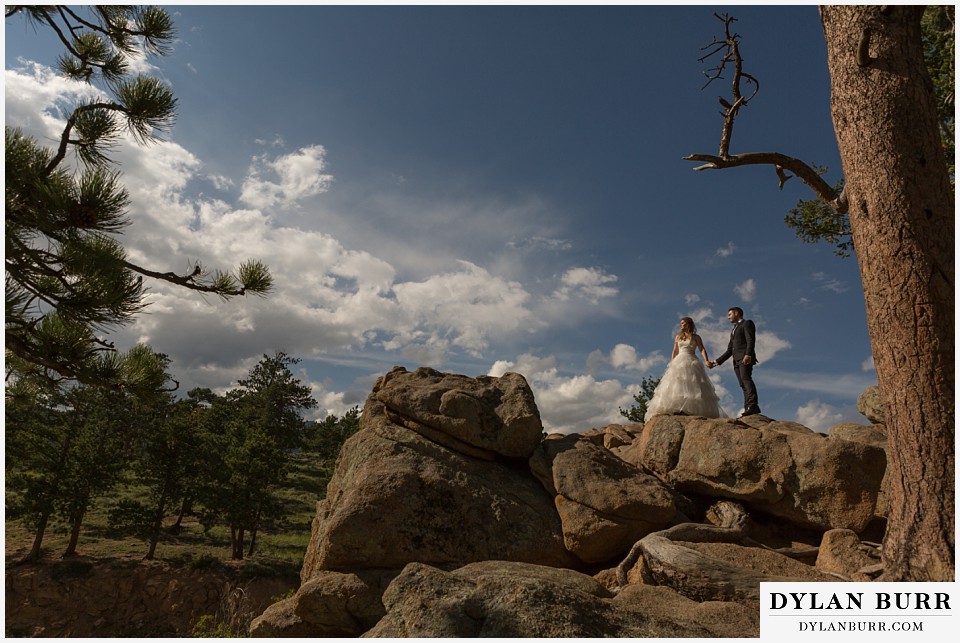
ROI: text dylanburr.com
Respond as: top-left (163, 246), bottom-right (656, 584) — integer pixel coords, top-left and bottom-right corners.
top-left (761, 582), bottom-right (956, 639)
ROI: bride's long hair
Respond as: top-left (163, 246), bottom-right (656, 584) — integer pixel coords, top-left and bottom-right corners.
top-left (677, 316), bottom-right (697, 342)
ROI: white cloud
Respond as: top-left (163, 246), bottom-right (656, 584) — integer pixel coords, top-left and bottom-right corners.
top-left (861, 355), bottom-right (875, 372)
top-left (207, 174), bottom-right (234, 190)
top-left (608, 344), bottom-right (667, 373)
top-left (7, 58), bottom-right (569, 397)
top-left (391, 261), bottom-right (540, 357)
top-left (533, 370), bottom-right (635, 434)
top-left (307, 380), bottom-right (358, 420)
top-left (716, 242), bottom-right (737, 258)
top-left (552, 267), bottom-right (618, 303)
top-left (685, 294), bottom-right (701, 305)
top-left (489, 353), bottom-right (647, 434)
top-left (754, 331), bottom-right (792, 364)
top-left (734, 278), bottom-right (756, 302)
top-left (795, 399), bottom-right (844, 434)
top-left (239, 145), bottom-right (334, 209)
top-left (684, 307), bottom-right (791, 365)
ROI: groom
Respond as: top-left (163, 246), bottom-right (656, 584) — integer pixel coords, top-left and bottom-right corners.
top-left (708, 307), bottom-right (761, 416)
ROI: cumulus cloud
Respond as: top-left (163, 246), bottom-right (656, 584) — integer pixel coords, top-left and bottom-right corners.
top-left (307, 379), bottom-right (358, 420)
top-left (239, 145), bottom-right (334, 209)
top-left (492, 357), bottom-right (635, 434)
top-left (734, 278), bottom-right (756, 302)
top-left (861, 355), bottom-right (875, 372)
top-left (796, 399), bottom-right (844, 434)
top-left (684, 294), bottom-right (701, 306)
top-left (489, 353), bottom-right (639, 433)
top-left (7, 62), bottom-right (569, 396)
top-left (552, 267), bottom-right (618, 303)
top-left (683, 307), bottom-right (791, 366)
top-left (608, 344), bottom-right (667, 373)
top-left (391, 261), bottom-right (540, 356)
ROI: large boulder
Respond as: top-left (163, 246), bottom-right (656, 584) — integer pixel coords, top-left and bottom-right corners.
top-left (364, 560), bottom-right (758, 637)
top-left (620, 415), bottom-right (886, 532)
top-left (300, 368), bottom-right (574, 580)
top-left (250, 569), bottom-right (392, 637)
top-left (530, 433), bottom-right (679, 563)
top-left (857, 386), bottom-right (886, 424)
top-left (829, 422), bottom-right (890, 518)
top-left (815, 529), bottom-right (881, 581)
top-left (373, 366), bottom-right (544, 459)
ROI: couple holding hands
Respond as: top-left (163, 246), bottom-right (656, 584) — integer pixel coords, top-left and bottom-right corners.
top-left (643, 307), bottom-right (761, 423)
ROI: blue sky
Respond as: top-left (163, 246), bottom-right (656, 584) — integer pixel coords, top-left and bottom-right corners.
top-left (4, 4), bottom-right (877, 433)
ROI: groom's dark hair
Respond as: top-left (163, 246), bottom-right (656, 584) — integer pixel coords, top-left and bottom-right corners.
top-left (729, 306), bottom-right (744, 317)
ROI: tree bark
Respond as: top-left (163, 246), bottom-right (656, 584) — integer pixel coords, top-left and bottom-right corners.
top-left (820, 5), bottom-right (954, 581)
top-left (26, 512), bottom-right (51, 563)
top-left (231, 526), bottom-right (245, 560)
top-left (145, 503), bottom-right (166, 561)
top-left (63, 509), bottom-right (85, 557)
top-left (247, 507), bottom-right (261, 558)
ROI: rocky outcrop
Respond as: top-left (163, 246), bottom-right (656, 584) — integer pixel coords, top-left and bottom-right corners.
top-left (620, 414), bottom-right (886, 532)
top-left (857, 385), bottom-right (886, 424)
top-left (829, 421), bottom-right (889, 519)
top-left (251, 369), bottom-right (890, 638)
top-left (373, 366), bottom-right (544, 459)
top-left (363, 560), bottom-right (759, 638)
top-left (529, 433), bottom-right (678, 563)
top-left (815, 528), bottom-right (883, 581)
top-left (300, 370), bottom-right (573, 579)
top-left (249, 569), bottom-right (393, 637)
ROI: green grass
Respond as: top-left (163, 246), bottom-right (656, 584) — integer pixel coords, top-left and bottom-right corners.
top-left (5, 451), bottom-right (329, 578)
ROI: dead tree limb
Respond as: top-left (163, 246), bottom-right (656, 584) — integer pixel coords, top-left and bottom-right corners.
top-left (687, 12), bottom-right (847, 214)
top-left (615, 501), bottom-right (819, 602)
top-left (683, 151), bottom-right (847, 213)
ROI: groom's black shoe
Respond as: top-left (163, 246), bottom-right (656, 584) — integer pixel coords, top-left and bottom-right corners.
top-left (740, 407), bottom-right (761, 417)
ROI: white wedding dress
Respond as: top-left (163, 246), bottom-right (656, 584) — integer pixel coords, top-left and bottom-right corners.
top-left (644, 338), bottom-right (726, 422)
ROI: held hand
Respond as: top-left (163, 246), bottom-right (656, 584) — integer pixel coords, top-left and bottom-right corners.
top-left (706, 360), bottom-right (715, 369)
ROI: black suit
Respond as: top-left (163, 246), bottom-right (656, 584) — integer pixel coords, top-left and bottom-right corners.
top-left (716, 319), bottom-right (760, 414)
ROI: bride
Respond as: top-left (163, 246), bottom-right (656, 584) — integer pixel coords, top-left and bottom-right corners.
top-left (644, 317), bottom-right (726, 422)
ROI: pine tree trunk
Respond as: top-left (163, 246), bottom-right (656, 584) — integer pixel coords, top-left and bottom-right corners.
top-left (247, 507), bottom-right (262, 557)
top-left (26, 512), bottom-right (50, 562)
top-left (820, 5), bottom-right (955, 581)
top-left (172, 496), bottom-right (191, 534)
top-left (145, 504), bottom-right (165, 560)
top-left (232, 527), bottom-right (245, 560)
top-left (63, 509), bottom-right (85, 557)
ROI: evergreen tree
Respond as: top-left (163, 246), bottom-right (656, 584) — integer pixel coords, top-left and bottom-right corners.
top-left (195, 354), bottom-right (316, 559)
top-left (5, 6), bottom-right (271, 385)
top-left (234, 352), bottom-right (318, 450)
top-left (5, 378), bottom-right (70, 562)
top-left (618, 376), bottom-right (661, 423)
top-left (6, 343), bottom-right (175, 561)
top-left (305, 406), bottom-right (361, 464)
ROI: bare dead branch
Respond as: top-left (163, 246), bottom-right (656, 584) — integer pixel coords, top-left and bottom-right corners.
top-left (683, 151), bottom-right (847, 212)
top-left (696, 13), bottom-right (760, 158)
top-left (686, 13), bottom-right (848, 215)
